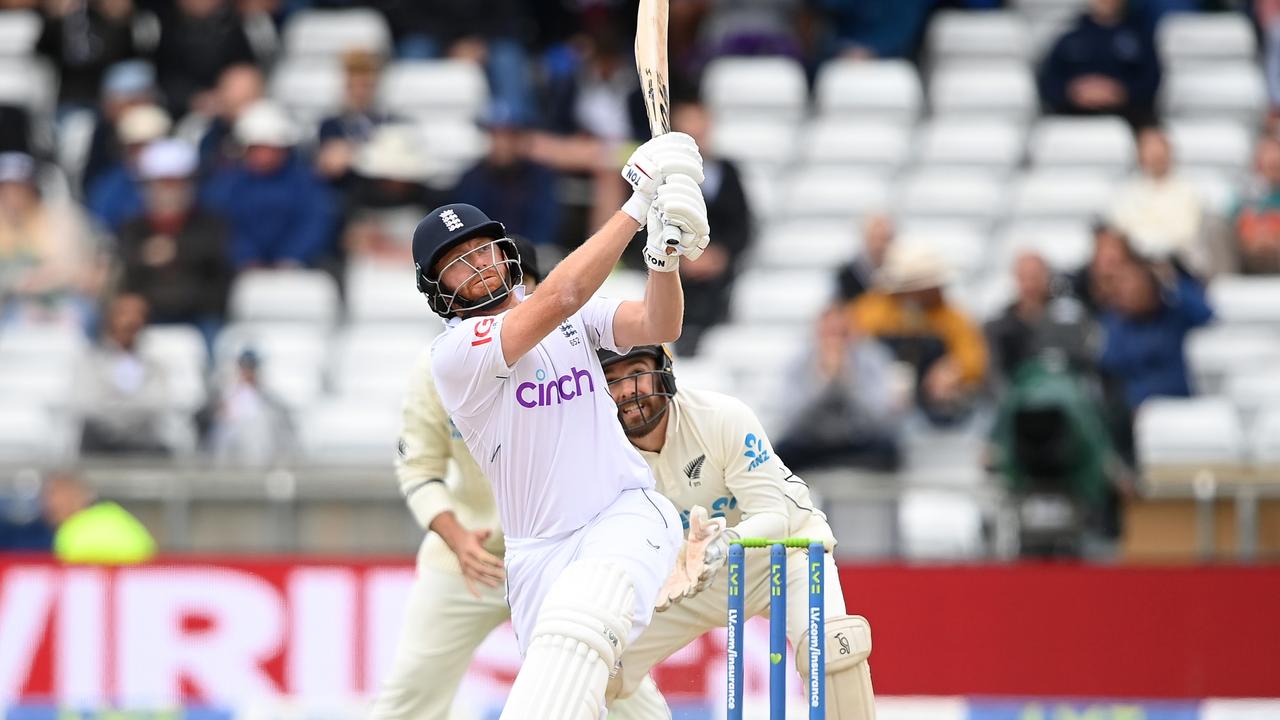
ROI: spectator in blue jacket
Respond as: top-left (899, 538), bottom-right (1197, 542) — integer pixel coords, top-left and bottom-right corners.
top-left (86, 103), bottom-right (171, 232)
top-left (201, 101), bottom-right (337, 270)
top-left (1038, 0), bottom-right (1162, 127)
top-left (1098, 256), bottom-right (1212, 409)
top-left (452, 104), bottom-right (560, 248)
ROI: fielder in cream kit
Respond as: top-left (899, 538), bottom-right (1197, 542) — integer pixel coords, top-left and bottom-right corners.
top-left (403, 132), bottom-right (723, 720)
top-left (600, 346), bottom-right (877, 720)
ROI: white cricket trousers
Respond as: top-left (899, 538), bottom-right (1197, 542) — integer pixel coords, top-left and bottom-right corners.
top-left (368, 565), bottom-right (510, 720)
top-left (504, 488), bottom-right (684, 656)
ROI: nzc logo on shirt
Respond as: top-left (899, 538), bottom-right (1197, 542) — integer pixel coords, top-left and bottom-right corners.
top-left (516, 367), bottom-right (596, 408)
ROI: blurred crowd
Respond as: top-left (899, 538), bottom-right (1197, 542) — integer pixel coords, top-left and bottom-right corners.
top-left (0, 0), bottom-right (1276, 557)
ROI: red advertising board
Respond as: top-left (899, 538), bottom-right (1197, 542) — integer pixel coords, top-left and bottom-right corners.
top-left (1, 558), bottom-right (1277, 709)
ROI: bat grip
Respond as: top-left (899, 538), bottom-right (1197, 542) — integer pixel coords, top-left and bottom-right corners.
top-left (662, 223), bottom-right (682, 255)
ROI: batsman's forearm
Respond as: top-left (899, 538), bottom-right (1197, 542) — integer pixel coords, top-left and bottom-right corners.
top-left (538, 211), bottom-right (641, 310)
top-left (642, 266), bottom-right (683, 343)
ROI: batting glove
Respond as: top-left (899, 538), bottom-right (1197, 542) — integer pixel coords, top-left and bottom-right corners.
top-left (621, 132), bottom-right (704, 223)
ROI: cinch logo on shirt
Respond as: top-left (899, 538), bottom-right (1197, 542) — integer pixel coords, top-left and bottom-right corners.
top-left (516, 367), bottom-right (596, 408)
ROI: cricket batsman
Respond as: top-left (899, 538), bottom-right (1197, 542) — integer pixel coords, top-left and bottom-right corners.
top-left (599, 346), bottom-right (877, 720)
top-left (418, 131), bottom-right (726, 719)
top-left (368, 239), bottom-right (543, 720)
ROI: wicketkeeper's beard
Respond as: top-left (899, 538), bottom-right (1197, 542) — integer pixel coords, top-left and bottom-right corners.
top-left (614, 388), bottom-right (670, 437)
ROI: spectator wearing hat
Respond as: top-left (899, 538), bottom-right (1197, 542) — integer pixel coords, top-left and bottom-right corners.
top-left (341, 123), bottom-right (442, 264)
top-left (81, 60), bottom-right (159, 194)
top-left (1038, 0), bottom-right (1161, 127)
top-left (453, 106), bottom-right (560, 248)
top-left (86, 103), bottom-right (171, 231)
top-left (0, 152), bottom-right (101, 328)
top-left (202, 348), bottom-right (294, 468)
top-left (152, 0), bottom-right (256, 117)
top-left (1108, 127), bottom-right (1205, 270)
top-left (202, 101), bottom-right (338, 270)
top-left (847, 243), bottom-right (989, 425)
top-left (76, 292), bottom-right (173, 456)
top-left (36, 0), bottom-right (147, 114)
top-left (117, 139), bottom-right (231, 346)
top-left (194, 63), bottom-right (265, 174)
top-left (316, 50), bottom-right (398, 182)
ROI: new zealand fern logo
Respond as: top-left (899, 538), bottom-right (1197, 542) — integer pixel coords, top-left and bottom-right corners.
top-left (682, 454), bottom-right (706, 485)
top-left (743, 433), bottom-right (771, 470)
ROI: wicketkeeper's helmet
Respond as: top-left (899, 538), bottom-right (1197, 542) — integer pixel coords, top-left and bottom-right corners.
top-left (597, 345), bottom-right (678, 436)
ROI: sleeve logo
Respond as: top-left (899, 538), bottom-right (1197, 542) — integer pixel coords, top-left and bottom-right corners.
top-left (471, 317), bottom-right (495, 346)
top-left (743, 433), bottom-right (772, 470)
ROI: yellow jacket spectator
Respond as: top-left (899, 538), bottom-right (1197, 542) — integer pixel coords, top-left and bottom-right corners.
top-left (44, 473), bottom-right (156, 565)
top-left (847, 243), bottom-right (989, 425)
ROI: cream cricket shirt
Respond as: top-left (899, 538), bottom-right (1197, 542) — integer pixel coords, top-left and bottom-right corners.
top-left (636, 387), bottom-right (835, 546)
top-left (430, 295), bottom-right (656, 541)
top-left (397, 348), bottom-right (503, 573)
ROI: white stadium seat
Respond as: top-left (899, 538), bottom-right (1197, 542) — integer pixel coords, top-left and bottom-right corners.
top-left (927, 10), bottom-right (1031, 64)
top-left (800, 119), bottom-right (913, 173)
top-left (711, 120), bottom-right (797, 173)
top-left (730, 270), bottom-right (835, 325)
top-left (703, 56), bottom-right (808, 123)
top-left (1180, 167), bottom-right (1239, 216)
top-left (1224, 370), bottom-right (1280, 416)
top-left (696, 323), bottom-right (808, 373)
top-left (0, 405), bottom-right (64, 463)
top-left (230, 270), bottom-right (340, 326)
top-left (915, 118), bottom-right (1025, 175)
top-left (0, 364), bottom-right (74, 411)
top-left (1252, 406), bottom-right (1280, 464)
top-left (929, 62), bottom-right (1037, 123)
top-left (0, 58), bottom-right (56, 115)
top-left (895, 220), bottom-right (991, 281)
top-left (779, 168), bottom-right (891, 221)
top-left (1027, 117), bottom-right (1136, 175)
top-left (420, 120), bottom-right (489, 184)
top-left (599, 270), bottom-right (647, 301)
top-left (753, 220), bottom-right (859, 271)
top-left (331, 325), bottom-right (434, 401)
top-left (997, 219), bottom-right (1094, 271)
top-left (139, 325), bottom-right (209, 413)
top-left (1136, 396), bottom-right (1244, 467)
top-left (666, 356), bottom-right (735, 396)
top-left (1167, 119), bottom-right (1255, 175)
top-left (268, 58), bottom-right (345, 127)
top-left (379, 60), bottom-right (489, 121)
top-left (0, 323), bottom-right (87, 367)
top-left (298, 399), bottom-right (399, 465)
top-left (815, 59), bottom-right (924, 124)
top-left (1208, 276), bottom-right (1280, 326)
top-left (1162, 63), bottom-right (1267, 126)
top-left (0, 10), bottom-right (41, 56)
top-left (346, 263), bottom-right (432, 324)
top-left (282, 8), bottom-right (392, 57)
top-left (898, 489), bottom-right (984, 559)
top-left (1011, 170), bottom-right (1116, 222)
top-left (1157, 12), bottom-right (1257, 68)
top-left (1186, 326), bottom-right (1280, 395)
top-left (895, 171), bottom-right (1007, 226)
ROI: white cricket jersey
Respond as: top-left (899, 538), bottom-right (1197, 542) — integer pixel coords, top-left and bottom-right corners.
top-left (430, 295), bottom-right (655, 540)
top-left (636, 387), bottom-right (835, 547)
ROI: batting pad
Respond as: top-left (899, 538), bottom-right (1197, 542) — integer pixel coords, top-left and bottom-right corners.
top-left (500, 559), bottom-right (637, 720)
top-left (607, 674), bottom-right (672, 720)
top-left (798, 615), bottom-right (876, 720)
